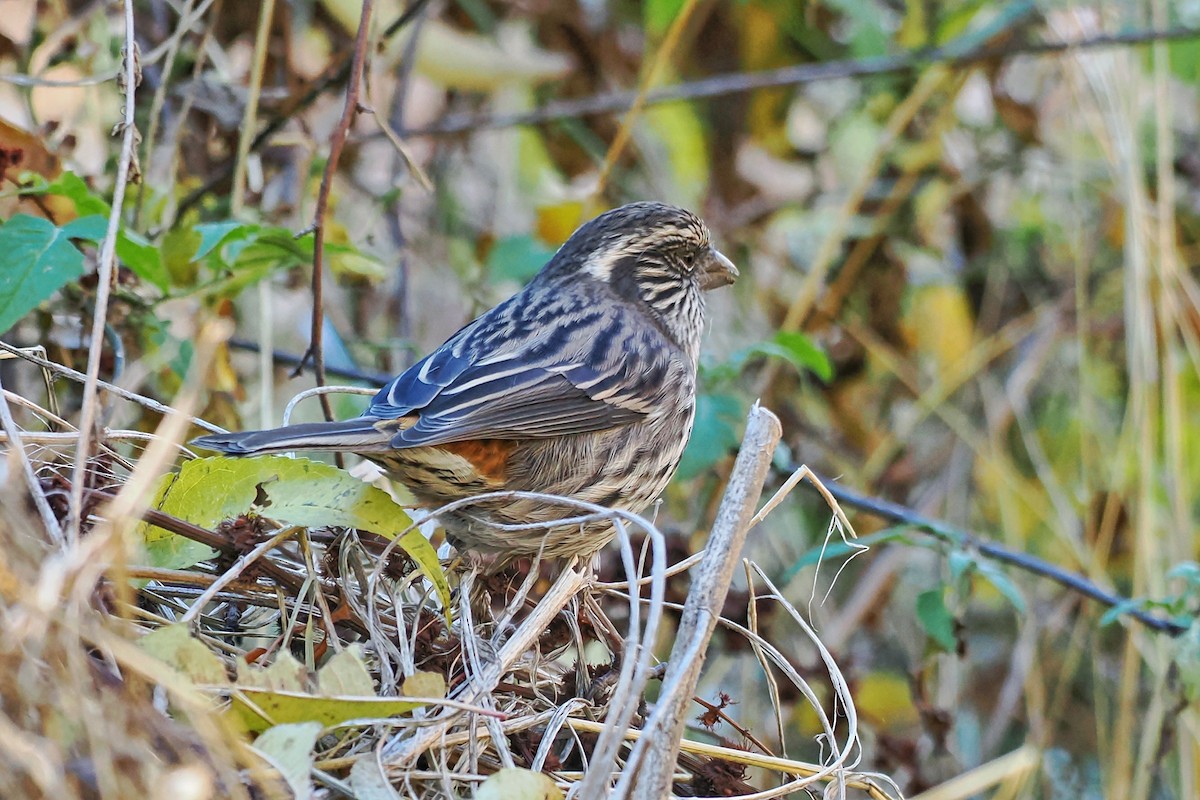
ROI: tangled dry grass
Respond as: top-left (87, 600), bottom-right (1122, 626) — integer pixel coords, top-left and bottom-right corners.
top-left (0, 343), bottom-right (900, 799)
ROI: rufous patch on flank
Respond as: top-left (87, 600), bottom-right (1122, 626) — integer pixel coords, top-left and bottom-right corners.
top-left (440, 439), bottom-right (516, 483)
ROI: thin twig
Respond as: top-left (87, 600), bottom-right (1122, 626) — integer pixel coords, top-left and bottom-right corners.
top-left (0, 340), bottom-right (223, 433)
top-left (181, 526), bottom-right (300, 625)
top-left (296, 0), bottom-right (373, 434)
top-left (67, 0), bottom-right (141, 541)
top-left (227, 337), bottom-right (391, 384)
top-left (174, 0), bottom-right (435, 220)
top-left (806, 473), bottom-right (1188, 636)
top-left (402, 24), bottom-right (1200, 136)
top-left (0, 372), bottom-right (64, 543)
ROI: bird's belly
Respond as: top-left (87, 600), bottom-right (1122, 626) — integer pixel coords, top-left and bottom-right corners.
top-left (369, 408), bottom-right (694, 557)
top-left (369, 447), bottom-right (499, 505)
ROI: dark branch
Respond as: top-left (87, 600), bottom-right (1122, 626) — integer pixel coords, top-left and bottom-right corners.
top-left (228, 337), bottom-right (391, 385)
top-left (299, 0), bottom-right (374, 440)
top-left (402, 25), bottom-right (1200, 136)
top-left (805, 473), bottom-right (1188, 636)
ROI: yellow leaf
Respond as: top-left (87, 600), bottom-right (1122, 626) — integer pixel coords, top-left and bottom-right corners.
top-left (535, 202), bottom-right (584, 246)
top-left (477, 768), bottom-right (563, 800)
top-left (230, 688), bottom-right (430, 734)
top-left (402, 671), bottom-right (447, 699)
top-left (906, 284), bottom-right (975, 382)
top-left (855, 671), bottom-right (919, 730)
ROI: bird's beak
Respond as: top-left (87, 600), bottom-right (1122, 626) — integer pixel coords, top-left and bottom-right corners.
top-left (699, 247), bottom-right (739, 290)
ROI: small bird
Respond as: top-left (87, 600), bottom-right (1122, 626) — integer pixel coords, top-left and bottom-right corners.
top-left (192, 202), bottom-right (737, 558)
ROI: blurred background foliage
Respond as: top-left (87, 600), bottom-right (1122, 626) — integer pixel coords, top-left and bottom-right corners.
top-left (2, 0), bottom-right (1200, 796)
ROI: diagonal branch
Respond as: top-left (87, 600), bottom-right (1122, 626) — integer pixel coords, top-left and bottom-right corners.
top-left (295, 0), bottom-right (374, 433)
top-left (806, 473), bottom-right (1187, 636)
top-left (67, 0), bottom-right (141, 542)
top-left (403, 24), bottom-right (1200, 136)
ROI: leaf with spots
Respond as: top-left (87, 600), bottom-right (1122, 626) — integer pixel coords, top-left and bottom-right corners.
top-left (138, 456), bottom-right (449, 613)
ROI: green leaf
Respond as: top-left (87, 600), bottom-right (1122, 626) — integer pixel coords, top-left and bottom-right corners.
top-left (0, 214), bottom-right (91, 333)
top-left (1174, 621), bottom-right (1200, 702)
top-left (60, 215), bottom-right (108, 240)
top-left (916, 588), bottom-right (956, 652)
top-left (641, 100), bottom-right (709, 210)
top-left (233, 690), bottom-right (432, 736)
top-left (138, 456), bottom-right (450, 614)
top-left (161, 227), bottom-right (203, 286)
top-left (45, 171), bottom-right (109, 217)
top-left (714, 331), bottom-right (832, 386)
top-left (822, 0), bottom-right (889, 57)
top-left (1099, 598), bottom-right (1146, 628)
top-left (676, 392), bottom-right (742, 479)
top-left (328, 244), bottom-right (387, 281)
top-left (644, 0), bottom-right (686, 36)
top-left (195, 228), bottom-right (310, 298)
top-left (230, 648), bottom-right (444, 734)
top-left (769, 331), bottom-right (833, 382)
top-left (976, 562), bottom-right (1025, 613)
top-left (194, 220), bottom-right (249, 262)
top-left (947, 549), bottom-right (975, 584)
top-left (1167, 562), bottom-right (1200, 588)
top-left (117, 228), bottom-right (170, 291)
top-left (486, 235), bottom-right (557, 284)
top-left (1168, 39), bottom-right (1200, 84)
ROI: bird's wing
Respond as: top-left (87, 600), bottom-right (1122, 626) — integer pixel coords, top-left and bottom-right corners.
top-left (365, 309), bottom-right (678, 448)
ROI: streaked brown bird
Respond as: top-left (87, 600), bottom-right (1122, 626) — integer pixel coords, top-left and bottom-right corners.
top-left (192, 202), bottom-right (737, 558)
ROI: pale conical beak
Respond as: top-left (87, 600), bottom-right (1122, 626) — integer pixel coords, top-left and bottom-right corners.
top-left (699, 247), bottom-right (739, 290)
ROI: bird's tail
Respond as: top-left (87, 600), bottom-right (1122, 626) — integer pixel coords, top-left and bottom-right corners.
top-left (191, 418), bottom-right (392, 456)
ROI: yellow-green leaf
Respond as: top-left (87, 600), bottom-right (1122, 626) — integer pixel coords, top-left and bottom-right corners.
top-left (140, 456), bottom-right (450, 614)
top-left (477, 768), bottom-right (563, 800)
top-left (231, 688), bottom-right (432, 734)
top-left (238, 652), bottom-right (308, 692)
top-left (317, 646), bottom-right (375, 697)
top-left (140, 623), bottom-right (228, 685)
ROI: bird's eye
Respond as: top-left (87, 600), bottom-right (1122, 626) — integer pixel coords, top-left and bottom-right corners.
top-left (680, 247), bottom-right (700, 272)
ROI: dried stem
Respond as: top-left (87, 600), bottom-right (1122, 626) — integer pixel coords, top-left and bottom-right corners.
top-left (68, 0), bottom-right (141, 541)
top-left (0, 371), bottom-right (63, 543)
top-left (623, 403), bottom-right (781, 799)
top-left (296, 0), bottom-right (373, 434)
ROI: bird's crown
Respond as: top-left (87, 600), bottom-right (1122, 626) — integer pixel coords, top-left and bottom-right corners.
top-left (551, 202), bottom-right (711, 283)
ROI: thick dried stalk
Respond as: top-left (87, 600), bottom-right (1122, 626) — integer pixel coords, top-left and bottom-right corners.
top-left (621, 402), bottom-right (781, 799)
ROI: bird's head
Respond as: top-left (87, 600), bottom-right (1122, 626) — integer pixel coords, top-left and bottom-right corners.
top-left (543, 202), bottom-right (738, 356)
